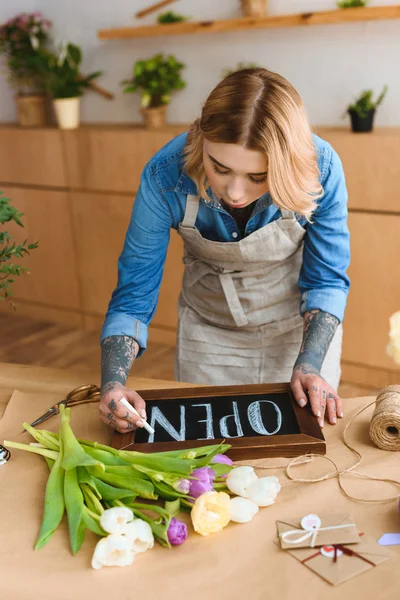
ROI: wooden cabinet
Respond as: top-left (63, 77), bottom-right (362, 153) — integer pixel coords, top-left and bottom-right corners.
top-left (318, 128), bottom-right (400, 214)
top-left (70, 191), bottom-right (184, 332)
top-left (70, 191), bottom-right (132, 316)
top-left (63, 125), bottom-right (187, 193)
top-left (1, 125), bottom-right (399, 385)
top-left (0, 186), bottom-right (80, 310)
top-left (0, 126), bottom-right (66, 188)
top-left (342, 212), bottom-right (400, 371)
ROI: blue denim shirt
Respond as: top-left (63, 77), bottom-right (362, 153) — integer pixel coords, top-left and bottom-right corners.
top-left (101, 133), bottom-right (350, 356)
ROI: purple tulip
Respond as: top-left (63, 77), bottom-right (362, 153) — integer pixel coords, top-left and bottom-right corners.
top-left (173, 478), bottom-right (191, 494)
top-left (212, 454), bottom-right (233, 478)
top-left (189, 467), bottom-right (216, 499)
top-left (212, 454), bottom-right (233, 466)
top-left (167, 518), bottom-right (188, 545)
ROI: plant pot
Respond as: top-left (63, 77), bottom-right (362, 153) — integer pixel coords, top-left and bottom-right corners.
top-left (15, 94), bottom-right (47, 127)
top-left (240, 0), bottom-right (268, 17)
top-left (349, 108), bottom-right (375, 133)
top-left (53, 97), bottom-right (80, 130)
top-left (141, 105), bottom-right (167, 129)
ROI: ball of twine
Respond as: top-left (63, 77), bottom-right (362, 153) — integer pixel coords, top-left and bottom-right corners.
top-left (369, 384), bottom-right (400, 451)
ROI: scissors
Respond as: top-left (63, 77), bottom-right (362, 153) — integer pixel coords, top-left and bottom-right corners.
top-left (28, 384), bottom-right (101, 429)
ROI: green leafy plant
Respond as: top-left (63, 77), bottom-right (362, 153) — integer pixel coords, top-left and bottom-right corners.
top-left (157, 11), bottom-right (188, 24)
top-left (121, 53), bottom-right (186, 108)
top-left (41, 43), bottom-right (102, 99)
top-left (0, 192), bottom-right (38, 305)
top-left (347, 85), bottom-right (388, 118)
top-left (0, 11), bottom-right (52, 94)
top-left (221, 62), bottom-right (260, 79)
top-left (337, 0), bottom-right (368, 7)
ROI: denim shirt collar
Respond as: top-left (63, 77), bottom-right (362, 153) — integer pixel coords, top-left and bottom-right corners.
top-left (174, 169), bottom-right (273, 215)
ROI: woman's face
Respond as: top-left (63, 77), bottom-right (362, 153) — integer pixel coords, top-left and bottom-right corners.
top-left (203, 140), bottom-right (269, 208)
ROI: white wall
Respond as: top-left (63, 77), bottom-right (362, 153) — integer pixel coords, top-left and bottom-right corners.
top-left (1, 0), bottom-right (399, 126)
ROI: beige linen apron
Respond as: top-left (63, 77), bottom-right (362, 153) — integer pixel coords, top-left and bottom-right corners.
top-left (175, 194), bottom-right (342, 389)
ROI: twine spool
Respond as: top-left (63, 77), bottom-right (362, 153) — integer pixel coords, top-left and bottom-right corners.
top-left (237, 385), bottom-right (400, 503)
top-left (369, 385), bottom-right (400, 451)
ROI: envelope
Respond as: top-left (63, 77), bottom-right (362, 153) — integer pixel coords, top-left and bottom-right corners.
top-left (276, 514), bottom-right (360, 549)
top-left (281, 533), bottom-right (391, 586)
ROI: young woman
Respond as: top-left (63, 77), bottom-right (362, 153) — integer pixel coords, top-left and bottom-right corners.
top-left (99, 68), bottom-right (350, 435)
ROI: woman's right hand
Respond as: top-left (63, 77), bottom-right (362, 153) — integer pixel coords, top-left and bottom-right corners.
top-left (99, 382), bottom-right (147, 433)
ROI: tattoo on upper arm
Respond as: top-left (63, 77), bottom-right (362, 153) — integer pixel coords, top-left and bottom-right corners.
top-left (101, 335), bottom-right (137, 394)
top-left (294, 310), bottom-right (339, 375)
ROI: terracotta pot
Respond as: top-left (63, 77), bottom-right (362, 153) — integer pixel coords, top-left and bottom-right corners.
top-left (15, 94), bottom-right (47, 127)
top-left (240, 0), bottom-right (268, 17)
top-left (141, 105), bottom-right (167, 129)
top-left (53, 97), bottom-right (80, 130)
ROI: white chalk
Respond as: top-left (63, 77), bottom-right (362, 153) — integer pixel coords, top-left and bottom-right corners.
top-left (120, 397), bottom-right (155, 435)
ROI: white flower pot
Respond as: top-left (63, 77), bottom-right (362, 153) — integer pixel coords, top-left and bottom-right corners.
top-left (53, 97), bottom-right (80, 130)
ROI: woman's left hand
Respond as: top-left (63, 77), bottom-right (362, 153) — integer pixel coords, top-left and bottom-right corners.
top-left (290, 365), bottom-right (343, 427)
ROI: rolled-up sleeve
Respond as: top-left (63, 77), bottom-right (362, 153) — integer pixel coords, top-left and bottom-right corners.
top-left (299, 147), bottom-right (350, 323)
top-left (101, 163), bottom-right (172, 356)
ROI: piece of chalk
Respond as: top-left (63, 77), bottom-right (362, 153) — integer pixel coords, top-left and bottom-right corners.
top-left (120, 397), bottom-right (155, 435)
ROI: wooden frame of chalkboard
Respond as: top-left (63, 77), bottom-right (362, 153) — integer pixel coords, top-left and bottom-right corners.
top-left (111, 382), bottom-right (325, 460)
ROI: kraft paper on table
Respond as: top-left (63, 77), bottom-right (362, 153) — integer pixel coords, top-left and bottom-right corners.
top-left (0, 390), bottom-right (399, 600)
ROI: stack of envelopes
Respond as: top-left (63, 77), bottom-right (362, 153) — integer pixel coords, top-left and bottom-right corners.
top-left (275, 513), bottom-right (391, 586)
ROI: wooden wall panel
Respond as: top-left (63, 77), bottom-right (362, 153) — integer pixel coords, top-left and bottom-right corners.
top-left (63, 125), bottom-right (187, 193)
top-left (152, 229), bottom-right (184, 329)
top-left (70, 191), bottom-right (184, 329)
top-left (317, 127), bottom-right (400, 214)
top-left (83, 314), bottom-right (177, 347)
top-left (0, 126), bottom-right (66, 187)
top-left (342, 212), bottom-right (400, 371)
top-left (0, 186), bottom-right (81, 310)
top-left (70, 192), bottom-right (132, 315)
top-left (341, 361), bottom-right (400, 389)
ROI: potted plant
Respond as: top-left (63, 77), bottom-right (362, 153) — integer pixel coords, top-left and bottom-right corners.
top-left (0, 12), bottom-right (52, 127)
top-left (0, 192), bottom-right (38, 306)
top-left (122, 54), bottom-right (186, 129)
top-left (157, 11), bottom-right (188, 24)
top-left (42, 43), bottom-right (102, 130)
top-left (221, 62), bottom-right (260, 79)
top-left (346, 85), bottom-right (388, 133)
top-left (337, 0), bottom-right (368, 8)
top-left (240, 0), bottom-right (268, 17)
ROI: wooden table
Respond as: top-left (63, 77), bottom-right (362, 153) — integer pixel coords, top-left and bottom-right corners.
top-left (0, 362), bottom-right (399, 599)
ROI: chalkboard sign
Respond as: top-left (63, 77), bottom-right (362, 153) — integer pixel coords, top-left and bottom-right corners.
top-left (112, 383), bottom-right (325, 460)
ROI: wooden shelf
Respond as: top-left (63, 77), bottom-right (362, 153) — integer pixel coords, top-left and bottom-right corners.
top-left (98, 5), bottom-right (400, 40)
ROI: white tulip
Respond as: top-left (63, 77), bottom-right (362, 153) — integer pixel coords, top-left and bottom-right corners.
top-left (245, 476), bottom-right (281, 507)
top-left (91, 535), bottom-right (135, 569)
top-left (123, 519), bottom-right (154, 553)
top-left (100, 506), bottom-right (134, 535)
top-left (226, 466), bottom-right (258, 496)
top-left (230, 497), bottom-right (259, 523)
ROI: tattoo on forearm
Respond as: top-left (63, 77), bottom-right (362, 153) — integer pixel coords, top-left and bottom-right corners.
top-left (294, 310), bottom-right (339, 375)
top-left (101, 335), bottom-right (138, 394)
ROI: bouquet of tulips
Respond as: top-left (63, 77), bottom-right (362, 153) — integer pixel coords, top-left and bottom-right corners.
top-left (4, 405), bottom-right (281, 569)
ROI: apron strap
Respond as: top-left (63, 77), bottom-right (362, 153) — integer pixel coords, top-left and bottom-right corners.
top-left (219, 273), bottom-right (249, 327)
top-left (181, 194), bottom-right (200, 228)
top-left (280, 208), bottom-right (295, 220)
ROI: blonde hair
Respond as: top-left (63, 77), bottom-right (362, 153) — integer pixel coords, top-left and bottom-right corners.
top-left (184, 68), bottom-right (323, 220)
